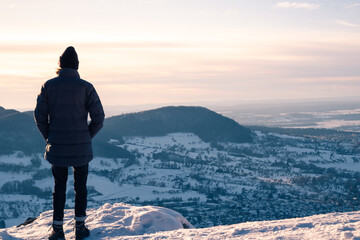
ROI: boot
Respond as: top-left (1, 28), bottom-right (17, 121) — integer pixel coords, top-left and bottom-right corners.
top-left (75, 221), bottom-right (90, 240)
top-left (48, 224), bottom-right (65, 240)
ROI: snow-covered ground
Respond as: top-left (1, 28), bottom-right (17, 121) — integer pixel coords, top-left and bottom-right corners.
top-left (0, 202), bottom-right (193, 240)
top-left (2, 202), bottom-right (360, 240)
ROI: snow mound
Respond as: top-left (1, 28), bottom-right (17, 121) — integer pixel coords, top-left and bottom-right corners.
top-left (0, 202), bottom-right (194, 240)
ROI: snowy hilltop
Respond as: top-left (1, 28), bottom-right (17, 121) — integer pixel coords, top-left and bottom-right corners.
top-left (0, 202), bottom-right (193, 239)
top-left (2, 203), bottom-right (360, 240)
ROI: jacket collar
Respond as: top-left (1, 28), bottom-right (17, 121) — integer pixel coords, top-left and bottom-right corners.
top-left (58, 68), bottom-right (80, 78)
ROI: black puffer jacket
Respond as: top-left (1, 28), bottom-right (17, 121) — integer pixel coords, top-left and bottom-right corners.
top-left (34, 68), bottom-right (104, 167)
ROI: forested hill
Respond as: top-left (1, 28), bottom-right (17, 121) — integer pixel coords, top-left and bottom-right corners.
top-left (0, 106), bottom-right (129, 157)
top-left (0, 106), bottom-right (18, 118)
top-left (0, 106), bottom-right (252, 156)
top-left (0, 106), bottom-right (43, 155)
top-left (98, 106), bottom-right (253, 143)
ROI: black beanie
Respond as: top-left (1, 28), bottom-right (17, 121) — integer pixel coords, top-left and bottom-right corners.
top-left (59, 46), bottom-right (79, 70)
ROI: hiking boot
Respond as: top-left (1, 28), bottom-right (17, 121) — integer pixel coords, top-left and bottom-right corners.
top-left (48, 224), bottom-right (65, 240)
top-left (75, 222), bottom-right (90, 240)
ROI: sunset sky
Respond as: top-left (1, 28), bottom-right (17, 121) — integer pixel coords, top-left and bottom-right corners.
top-left (0, 0), bottom-right (360, 110)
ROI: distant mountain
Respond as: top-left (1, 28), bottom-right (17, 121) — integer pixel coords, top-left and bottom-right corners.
top-left (99, 106), bottom-right (253, 143)
top-left (0, 106), bottom-right (251, 156)
top-left (0, 106), bottom-right (131, 158)
top-left (0, 107), bottom-right (43, 155)
top-left (0, 106), bottom-right (18, 118)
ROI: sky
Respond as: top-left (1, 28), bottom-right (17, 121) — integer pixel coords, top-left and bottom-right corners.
top-left (0, 0), bottom-right (360, 110)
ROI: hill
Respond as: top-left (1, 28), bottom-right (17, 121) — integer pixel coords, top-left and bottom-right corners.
top-left (99, 106), bottom-right (253, 143)
top-left (0, 106), bottom-right (132, 158)
top-left (0, 106), bottom-right (252, 156)
top-left (0, 107), bottom-right (18, 118)
top-left (0, 107), bottom-right (44, 155)
top-left (1, 202), bottom-right (359, 239)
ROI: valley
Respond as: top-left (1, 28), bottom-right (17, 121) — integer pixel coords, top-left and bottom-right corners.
top-left (2, 130), bottom-right (360, 229)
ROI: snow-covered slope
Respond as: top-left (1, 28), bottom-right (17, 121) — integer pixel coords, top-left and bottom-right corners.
top-left (0, 202), bottom-right (193, 240)
top-left (2, 202), bottom-right (360, 240)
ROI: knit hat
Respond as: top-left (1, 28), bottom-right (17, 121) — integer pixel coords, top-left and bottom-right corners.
top-left (59, 46), bottom-right (79, 70)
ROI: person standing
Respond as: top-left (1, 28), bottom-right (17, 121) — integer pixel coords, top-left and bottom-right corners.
top-left (34, 46), bottom-right (105, 240)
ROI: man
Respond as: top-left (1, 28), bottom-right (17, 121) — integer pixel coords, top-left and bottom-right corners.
top-left (34, 46), bottom-right (105, 240)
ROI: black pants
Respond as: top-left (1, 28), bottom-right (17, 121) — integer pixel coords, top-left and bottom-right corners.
top-left (51, 164), bottom-right (88, 224)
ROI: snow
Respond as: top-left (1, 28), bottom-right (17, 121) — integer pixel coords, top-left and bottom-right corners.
top-left (91, 183), bottom-right (204, 202)
top-left (315, 120), bottom-right (360, 129)
top-left (3, 203), bottom-right (360, 239)
top-left (0, 202), bottom-right (193, 240)
top-left (0, 152), bottom-right (31, 166)
top-left (123, 133), bottom-right (210, 151)
top-left (90, 157), bottom-right (122, 170)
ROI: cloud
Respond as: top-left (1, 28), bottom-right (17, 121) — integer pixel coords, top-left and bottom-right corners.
top-left (345, 3), bottom-right (360, 8)
top-left (335, 20), bottom-right (360, 28)
top-left (275, 2), bottom-right (320, 10)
